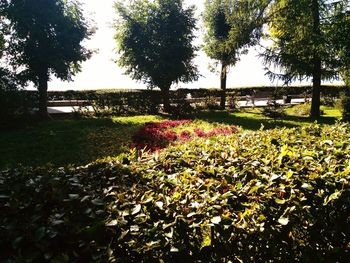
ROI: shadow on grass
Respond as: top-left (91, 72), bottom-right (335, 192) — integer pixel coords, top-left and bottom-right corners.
top-left (0, 116), bottom-right (153, 169)
top-left (194, 110), bottom-right (339, 131)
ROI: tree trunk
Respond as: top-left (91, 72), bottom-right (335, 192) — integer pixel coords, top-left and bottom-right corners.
top-left (310, 0), bottom-right (321, 118)
top-left (162, 86), bottom-right (171, 113)
top-left (311, 59), bottom-right (322, 117)
top-left (38, 68), bottom-right (49, 119)
top-left (220, 62), bottom-right (227, 109)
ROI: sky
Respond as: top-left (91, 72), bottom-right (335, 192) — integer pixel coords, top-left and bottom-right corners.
top-left (48, 0), bottom-right (290, 91)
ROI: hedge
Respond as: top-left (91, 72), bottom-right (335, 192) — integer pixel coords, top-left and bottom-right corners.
top-left (43, 85), bottom-right (347, 101)
top-left (1, 123), bottom-right (350, 262)
top-left (1, 86), bottom-right (346, 118)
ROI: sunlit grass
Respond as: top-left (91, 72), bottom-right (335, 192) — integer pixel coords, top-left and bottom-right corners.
top-left (0, 106), bottom-right (343, 169)
top-left (0, 115), bottom-right (164, 169)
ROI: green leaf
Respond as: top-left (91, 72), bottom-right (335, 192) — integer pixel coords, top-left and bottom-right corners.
top-left (201, 226), bottom-right (212, 249)
top-left (248, 185), bottom-right (262, 195)
top-left (155, 201), bottom-right (164, 209)
top-left (34, 227), bottom-right (46, 242)
top-left (275, 198), bottom-right (286, 205)
top-left (324, 191), bottom-right (342, 206)
top-left (131, 204), bottom-right (142, 215)
top-left (12, 236), bottom-right (23, 250)
top-left (51, 254), bottom-right (70, 263)
top-left (106, 220), bottom-right (119, 227)
top-left (91, 198), bottom-right (104, 206)
top-left (211, 216), bottom-right (221, 224)
top-left (278, 217), bottom-right (289, 226)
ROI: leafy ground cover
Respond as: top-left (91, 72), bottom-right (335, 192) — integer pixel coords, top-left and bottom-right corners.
top-left (2, 123), bottom-right (350, 262)
top-left (0, 106), bottom-right (341, 169)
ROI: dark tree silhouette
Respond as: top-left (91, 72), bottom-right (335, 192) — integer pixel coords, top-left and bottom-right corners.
top-left (4, 0), bottom-right (93, 118)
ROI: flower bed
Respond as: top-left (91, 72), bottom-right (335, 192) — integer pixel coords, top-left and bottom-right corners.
top-left (3, 123), bottom-right (350, 262)
top-left (131, 120), bottom-right (238, 151)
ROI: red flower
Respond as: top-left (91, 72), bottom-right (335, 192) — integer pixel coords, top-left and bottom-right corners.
top-left (180, 130), bottom-right (192, 140)
top-left (132, 120), bottom-right (238, 152)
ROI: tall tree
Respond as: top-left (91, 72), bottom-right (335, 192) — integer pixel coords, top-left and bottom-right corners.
top-left (203, 0), bottom-right (270, 109)
top-left (3, 0), bottom-right (93, 118)
top-left (264, 0), bottom-right (350, 117)
top-left (114, 0), bottom-right (198, 112)
top-left (0, 0), bottom-right (7, 59)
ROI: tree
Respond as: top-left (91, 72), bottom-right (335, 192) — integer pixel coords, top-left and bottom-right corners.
top-left (3, 0), bottom-right (93, 118)
top-left (0, 0), bottom-right (7, 60)
top-left (264, 0), bottom-right (350, 117)
top-left (203, 0), bottom-right (271, 109)
top-left (114, 0), bottom-right (198, 112)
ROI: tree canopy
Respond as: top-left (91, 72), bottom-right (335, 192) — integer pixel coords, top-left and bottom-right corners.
top-left (203, 0), bottom-right (270, 108)
top-left (264, 0), bottom-right (350, 117)
top-left (3, 0), bottom-right (93, 117)
top-left (114, 0), bottom-right (198, 112)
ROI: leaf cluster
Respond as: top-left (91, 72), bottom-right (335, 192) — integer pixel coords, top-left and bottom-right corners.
top-left (2, 123), bottom-right (350, 261)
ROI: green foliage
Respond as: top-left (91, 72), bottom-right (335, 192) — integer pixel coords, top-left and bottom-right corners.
top-left (203, 0), bottom-right (269, 107)
top-left (0, 89), bottom-right (37, 128)
top-left (341, 68), bottom-right (350, 86)
top-left (341, 88), bottom-right (350, 121)
top-left (2, 0), bottom-right (93, 116)
top-left (287, 103), bottom-right (312, 117)
top-left (0, 115), bottom-right (162, 169)
top-left (90, 90), bottom-right (162, 116)
top-left (114, 0), bottom-right (198, 111)
top-left (203, 0), bottom-right (268, 65)
top-left (264, 0), bottom-right (350, 117)
top-left (4, 0), bottom-right (93, 83)
top-left (0, 69), bottom-right (34, 127)
top-left (203, 0), bottom-right (236, 65)
top-left (265, 0), bottom-right (350, 82)
top-left (2, 123), bottom-right (350, 261)
top-left (0, 162), bottom-right (130, 262)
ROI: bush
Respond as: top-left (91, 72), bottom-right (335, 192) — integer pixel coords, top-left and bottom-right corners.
top-left (0, 70), bottom-right (37, 128)
top-left (287, 103), bottom-right (312, 116)
top-left (287, 103), bottom-right (327, 117)
top-left (341, 88), bottom-right (350, 122)
top-left (131, 120), bottom-right (238, 151)
top-left (2, 123), bottom-right (350, 262)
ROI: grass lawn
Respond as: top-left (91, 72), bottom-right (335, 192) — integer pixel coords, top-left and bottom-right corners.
top-left (0, 105), bottom-right (342, 169)
top-left (0, 115), bottom-right (163, 168)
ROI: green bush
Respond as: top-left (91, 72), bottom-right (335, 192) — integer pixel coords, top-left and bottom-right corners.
top-left (0, 70), bottom-right (37, 128)
top-left (2, 123), bottom-right (350, 262)
top-left (341, 88), bottom-right (350, 122)
top-left (287, 103), bottom-right (312, 116)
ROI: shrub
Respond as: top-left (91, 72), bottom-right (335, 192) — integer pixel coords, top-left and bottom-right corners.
top-left (0, 89), bottom-right (37, 127)
top-left (341, 88), bottom-right (350, 122)
top-left (131, 120), bottom-right (238, 151)
top-left (2, 123), bottom-right (350, 262)
top-left (0, 70), bottom-right (36, 128)
top-left (287, 103), bottom-right (312, 116)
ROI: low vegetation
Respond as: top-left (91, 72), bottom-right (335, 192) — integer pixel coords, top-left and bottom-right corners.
top-left (1, 122), bottom-right (350, 262)
top-left (0, 107), bottom-right (341, 169)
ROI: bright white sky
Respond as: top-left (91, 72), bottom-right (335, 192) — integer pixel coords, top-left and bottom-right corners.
top-left (48, 0), bottom-right (284, 91)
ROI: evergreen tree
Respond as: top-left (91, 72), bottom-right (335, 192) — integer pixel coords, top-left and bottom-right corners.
top-left (264, 0), bottom-right (350, 117)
